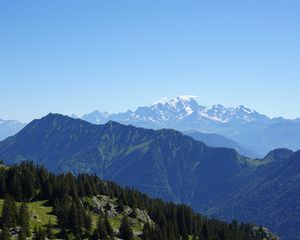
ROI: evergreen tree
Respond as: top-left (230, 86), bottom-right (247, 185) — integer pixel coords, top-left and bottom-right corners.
top-left (104, 212), bottom-right (114, 237)
top-left (46, 220), bottom-right (55, 239)
top-left (68, 200), bottom-right (82, 234)
top-left (91, 229), bottom-right (100, 240)
top-left (18, 230), bottom-right (27, 240)
top-left (0, 227), bottom-right (10, 240)
top-left (119, 216), bottom-right (133, 240)
top-left (141, 223), bottom-right (152, 240)
top-left (97, 215), bottom-right (108, 239)
top-left (34, 227), bottom-right (46, 240)
top-left (200, 223), bottom-right (209, 240)
top-left (54, 194), bottom-right (71, 235)
top-left (2, 194), bottom-right (18, 228)
top-left (84, 212), bottom-right (93, 234)
top-left (19, 202), bottom-right (30, 236)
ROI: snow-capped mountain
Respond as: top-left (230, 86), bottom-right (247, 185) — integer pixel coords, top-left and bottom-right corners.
top-left (80, 96), bottom-right (300, 156)
top-left (81, 110), bottom-right (110, 124)
top-left (82, 96), bottom-right (269, 125)
top-left (124, 96), bottom-right (204, 123)
top-left (200, 104), bottom-right (269, 123)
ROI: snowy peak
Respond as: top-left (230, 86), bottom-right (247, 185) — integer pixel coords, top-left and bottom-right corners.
top-left (199, 104), bottom-right (269, 123)
top-left (152, 95), bottom-right (197, 106)
top-left (81, 96), bottom-right (270, 125)
top-left (81, 110), bottom-right (109, 124)
top-left (150, 96), bottom-right (201, 119)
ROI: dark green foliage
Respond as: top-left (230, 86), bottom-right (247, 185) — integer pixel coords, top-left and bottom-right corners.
top-left (91, 229), bottom-right (100, 240)
top-left (18, 202), bottom-right (30, 236)
top-left (119, 216), bottom-right (133, 240)
top-left (96, 215), bottom-right (108, 239)
top-left (141, 223), bottom-right (153, 240)
top-left (46, 220), bottom-right (55, 239)
top-left (0, 162), bottom-right (271, 240)
top-left (18, 230), bottom-right (26, 240)
top-left (104, 213), bottom-right (114, 237)
top-left (0, 227), bottom-right (10, 240)
top-left (1, 194), bottom-right (18, 228)
top-left (34, 227), bottom-right (46, 240)
top-left (84, 212), bottom-right (93, 234)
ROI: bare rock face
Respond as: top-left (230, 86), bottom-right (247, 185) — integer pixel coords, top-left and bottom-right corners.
top-left (252, 226), bottom-right (279, 240)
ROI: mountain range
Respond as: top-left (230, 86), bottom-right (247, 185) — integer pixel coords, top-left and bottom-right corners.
top-left (80, 96), bottom-right (300, 156)
top-left (2, 96), bottom-right (300, 157)
top-left (0, 113), bottom-right (299, 239)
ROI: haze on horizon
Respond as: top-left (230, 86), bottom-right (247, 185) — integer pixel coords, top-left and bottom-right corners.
top-left (0, 0), bottom-right (299, 122)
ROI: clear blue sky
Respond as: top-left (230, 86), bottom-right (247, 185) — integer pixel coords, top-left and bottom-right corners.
top-left (0, 0), bottom-right (299, 122)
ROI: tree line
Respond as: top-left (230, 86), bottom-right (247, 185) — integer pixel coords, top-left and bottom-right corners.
top-left (0, 162), bottom-right (269, 239)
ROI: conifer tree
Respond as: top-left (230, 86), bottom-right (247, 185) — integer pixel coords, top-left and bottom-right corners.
top-left (68, 201), bottom-right (81, 234)
top-left (19, 202), bottom-right (30, 236)
top-left (91, 229), bottom-right (100, 240)
top-left (119, 216), bottom-right (133, 240)
top-left (97, 214), bottom-right (108, 239)
top-left (84, 211), bottom-right (93, 234)
top-left (2, 194), bottom-right (18, 228)
top-left (104, 211), bottom-right (114, 237)
top-left (0, 227), bottom-right (10, 240)
top-left (141, 223), bottom-right (152, 240)
top-left (46, 220), bottom-right (55, 239)
top-left (34, 227), bottom-right (46, 240)
top-left (18, 230), bottom-right (26, 240)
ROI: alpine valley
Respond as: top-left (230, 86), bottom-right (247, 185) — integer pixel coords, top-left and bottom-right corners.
top-left (0, 113), bottom-right (299, 239)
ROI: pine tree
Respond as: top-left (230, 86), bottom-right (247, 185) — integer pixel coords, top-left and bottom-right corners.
top-left (46, 219), bottom-right (55, 239)
top-left (104, 212), bottom-right (114, 237)
top-left (68, 201), bottom-right (81, 234)
top-left (19, 202), bottom-right (30, 236)
top-left (18, 230), bottom-right (27, 240)
top-left (200, 223), bottom-right (209, 240)
top-left (34, 227), bottom-right (46, 240)
top-left (119, 216), bottom-right (133, 240)
top-left (2, 194), bottom-right (18, 228)
top-left (0, 227), bottom-right (10, 240)
top-left (91, 229), bottom-right (100, 240)
top-left (84, 212), bottom-right (93, 234)
top-left (54, 194), bottom-right (71, 235)
top-left (141, 223), bottom-right (152, 240)
top-left (97, 215), bottom-right (107, 239)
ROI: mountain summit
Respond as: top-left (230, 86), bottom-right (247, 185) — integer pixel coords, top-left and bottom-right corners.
top-left (80, 96), bottom-right (300, 156)
top-left (81, 96), bottom-right (268, 125)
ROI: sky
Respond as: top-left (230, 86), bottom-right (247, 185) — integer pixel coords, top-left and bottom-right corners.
top-left (0, 0), bottom-right (299, 122)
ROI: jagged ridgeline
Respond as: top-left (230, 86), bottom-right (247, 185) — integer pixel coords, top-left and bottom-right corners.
top-left (0, 162), bottom-right (276, 240)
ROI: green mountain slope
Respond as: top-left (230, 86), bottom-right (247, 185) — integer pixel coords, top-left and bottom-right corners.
top-left (209, 150), bottom-right (300, 240)
top-left (0, 162), bottom-right (275, 240)
top-left (0, 113), bottom-right (251, 206)
top-left (0, 114), bottom-right (298, 239)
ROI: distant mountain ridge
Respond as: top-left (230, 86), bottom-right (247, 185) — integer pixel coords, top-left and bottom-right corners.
top-left (80, 96), bottom-right (300, 156)
top-left (182, 130), bottom-right (259, 158)
top-left (0, 118), bottom-right (25, 141)
top-left (82, 96), bottom-right (270, 125)
top-left (0, 113), bottom-right (299, 239)
top-left (1, 96), bottom-right (300, 156)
